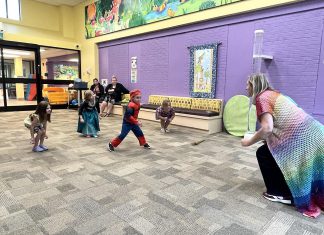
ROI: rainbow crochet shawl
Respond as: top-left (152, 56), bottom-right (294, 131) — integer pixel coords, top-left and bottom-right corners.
top-left (256, 90), bottom-right (324, 218)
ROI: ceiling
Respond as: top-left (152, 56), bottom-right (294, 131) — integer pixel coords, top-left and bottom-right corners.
top-left (34, 0), bottom-right (85, 6)
top-left (40, 47), bottom-right (78, 60)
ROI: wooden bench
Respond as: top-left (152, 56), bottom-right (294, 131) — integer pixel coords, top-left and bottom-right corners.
top-left (112, 95), bottom-right (223, 134)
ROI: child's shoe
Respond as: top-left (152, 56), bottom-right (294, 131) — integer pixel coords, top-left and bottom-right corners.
top-left (93, 135), bottom-right (98, 138)
top-left (160, 128), bottom-right (165, 133)
top-left (165, 129), bottom-right (170, 133)
top-left (108, 142), bottom-right (115, 152)
top-left (33, 146), bottom-right (44, 152)
top-left (143, 143), bottom-right (151, 149)
top-left (39, 145), bottom-right (48, 151)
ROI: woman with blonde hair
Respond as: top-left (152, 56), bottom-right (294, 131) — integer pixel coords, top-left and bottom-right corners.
top-left (241, 73), bottom-right (324, 218)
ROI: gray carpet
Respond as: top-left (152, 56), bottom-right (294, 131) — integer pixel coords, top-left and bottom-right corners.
top-left (0, 110), bottom-right (323, 235)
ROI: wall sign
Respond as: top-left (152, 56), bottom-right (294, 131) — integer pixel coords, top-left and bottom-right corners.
top-left (131, 56), bottom-right (137, 83)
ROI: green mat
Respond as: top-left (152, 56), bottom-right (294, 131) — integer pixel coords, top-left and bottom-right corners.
top-left (223, 95), bottom-right (257, 137)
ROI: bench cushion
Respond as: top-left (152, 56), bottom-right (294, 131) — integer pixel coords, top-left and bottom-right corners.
top-left (191, 98), bottom-right (222, 113)
top-left (148, 95), bottom-right (222, 113)
top-left (141, 104), bottom-right (219, 117)
top-left (148, 95), bottom-right (192, 109)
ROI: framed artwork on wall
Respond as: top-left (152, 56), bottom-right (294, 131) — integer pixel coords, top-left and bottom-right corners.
top-left (189, 43), bottom-right (219, 98)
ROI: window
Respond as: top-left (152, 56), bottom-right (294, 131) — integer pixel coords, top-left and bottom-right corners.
top-left (0, 0), bottom-right (20, 20)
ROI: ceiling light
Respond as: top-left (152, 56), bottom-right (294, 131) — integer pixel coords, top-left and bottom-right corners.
top-left (68, 58), bottom-right (79, 62)
top-left (3, 49), bottom-right (31, 56)
top-left (3, 54), bottom-right (20, 58)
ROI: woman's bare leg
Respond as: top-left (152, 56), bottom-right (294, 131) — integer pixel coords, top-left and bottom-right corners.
top-left (107, 103), bottom-right (114, 116)
top-left (100, 101), bottom-right (108, 116)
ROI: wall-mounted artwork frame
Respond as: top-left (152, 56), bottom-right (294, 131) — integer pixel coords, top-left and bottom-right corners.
top-left (189, 43), bottom-right (219, 98)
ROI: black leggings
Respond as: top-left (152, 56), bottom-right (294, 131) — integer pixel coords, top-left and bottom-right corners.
top-left (256, 144), bottom-right (292, 197)
top-left (95, 98), bottom-right (100, 113)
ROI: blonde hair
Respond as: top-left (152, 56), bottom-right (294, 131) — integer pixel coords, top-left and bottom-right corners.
top-left (162, 99), bottom-right (171, 107)
top-left (248, 73), bottom-right (271, 104)
top-left (84, 90), bottom-right (93, 101)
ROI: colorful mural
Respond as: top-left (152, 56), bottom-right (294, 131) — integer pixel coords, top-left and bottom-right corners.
top-left (53, 65), bottom-right (79, 80)
top-left (85, 0), bottom-right (243, 39)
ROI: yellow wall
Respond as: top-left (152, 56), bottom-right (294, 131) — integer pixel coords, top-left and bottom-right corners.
top-left (1, 0), bottom-right (303, 84)
top-left (1, 0), bottom-right (77, 49)
top-left (14, 57), bottom-right (24, 99)
top-left (73, 0), bottom-right (302, 82)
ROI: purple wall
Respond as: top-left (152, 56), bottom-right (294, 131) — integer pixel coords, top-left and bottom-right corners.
top-left (98, 0), bottom-right (324, 123)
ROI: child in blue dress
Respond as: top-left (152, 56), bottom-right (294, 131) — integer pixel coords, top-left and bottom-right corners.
top-left (77, 90), bottom-right (100, 137)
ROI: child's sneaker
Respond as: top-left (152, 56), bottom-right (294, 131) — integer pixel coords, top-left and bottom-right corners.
top-left (160, 128), bottom-right (165, 133)
top-left (108, 142), bottom-right (115, 152)
top-left (93, 135), bottom-right (98, 138)
top-left (39, 145), bottom-right (48, 151)
top-left (33, 146), bottom-right (44, 152)
top-left (143, 143), bottom-right (151, 149)
top-left (165, 129), bottom-right (170, 133)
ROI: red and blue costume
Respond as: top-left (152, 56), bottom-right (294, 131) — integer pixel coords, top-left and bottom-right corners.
top-left (110, 90), bottom-right (147, 148)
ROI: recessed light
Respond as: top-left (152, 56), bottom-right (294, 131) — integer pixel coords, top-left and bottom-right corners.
top-left (3, 49), bottom-right (31, 56)
top-left (3, 54), bottom-right (20, 58)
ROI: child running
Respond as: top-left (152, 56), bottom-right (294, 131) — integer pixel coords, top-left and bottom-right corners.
top-left (155, 99), bottom-right (175, 133)
top-left (77, 90), bottom-right (100, 138)
top-left (108, 89), bottom-right (150, 151)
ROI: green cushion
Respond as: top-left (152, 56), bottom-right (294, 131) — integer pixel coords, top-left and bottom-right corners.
top-left (223, 95), bottom-right (257, 137)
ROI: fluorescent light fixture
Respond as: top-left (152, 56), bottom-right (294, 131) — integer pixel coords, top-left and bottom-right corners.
top-left (68, 58), bottom-right (79, 62)
top-left (3, 49), bottom-right (31, 56)
top-left (3, 54), bottom-right (20, 58)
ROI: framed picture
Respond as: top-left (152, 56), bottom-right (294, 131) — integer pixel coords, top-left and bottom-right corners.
top-left (101, 79), bottom-right (108, 87)
top-left (189, 43), bottom-right (219, 98)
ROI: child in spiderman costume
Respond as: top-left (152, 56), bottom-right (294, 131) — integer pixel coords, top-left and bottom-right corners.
top-left (108, 89), bottom-right (151, 151)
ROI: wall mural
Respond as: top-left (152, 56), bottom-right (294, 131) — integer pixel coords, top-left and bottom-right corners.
top-left (189, 43), bottom-right (219, 98)
top-left (85, 0), bottom-right (243, 39)
top-left (53, 65), bottom-right (79, 80)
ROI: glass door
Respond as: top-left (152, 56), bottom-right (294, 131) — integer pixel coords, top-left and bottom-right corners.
top-left (0, 41), bottom-right (41, 111)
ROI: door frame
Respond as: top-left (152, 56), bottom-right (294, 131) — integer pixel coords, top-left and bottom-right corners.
top-left (0, 40), bottom-right (81, 111)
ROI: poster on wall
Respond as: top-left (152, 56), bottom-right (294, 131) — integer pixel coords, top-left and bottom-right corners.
top-left (101, 78), bottom-right (108, 87)
top-left (85, 0), bottom-right (243, 39)
top-left (189, 43), bottom-right (219, 98)
top-left (53, 65), bottom-right (79, 80)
